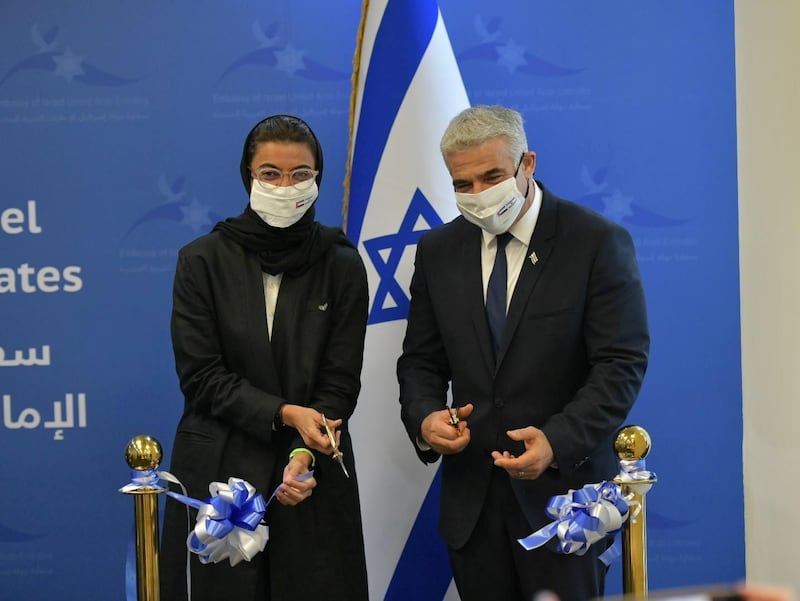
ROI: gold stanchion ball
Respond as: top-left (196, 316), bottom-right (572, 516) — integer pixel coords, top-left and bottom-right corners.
top-left (125, 435), bottom-right (163, 471)
top-left (614, 425), bottom-right (651, 461)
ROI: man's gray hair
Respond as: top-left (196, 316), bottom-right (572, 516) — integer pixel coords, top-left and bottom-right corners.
top-left (440, 105), bottom-right (527, 164)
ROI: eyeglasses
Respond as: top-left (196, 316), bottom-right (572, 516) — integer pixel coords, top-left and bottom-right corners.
top-left (250, 167), bottom-right (319, 190)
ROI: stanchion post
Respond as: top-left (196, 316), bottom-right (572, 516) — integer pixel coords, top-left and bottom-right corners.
top-left (614, 425), bottom-right (655, 599)
top-left (122, 435), bottom-right (166, 601)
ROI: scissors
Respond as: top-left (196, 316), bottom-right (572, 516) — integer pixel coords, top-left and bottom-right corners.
top-left (321, 414), bottom-right (349, 478)
top-left (448, 406), bottom-right (462, 436)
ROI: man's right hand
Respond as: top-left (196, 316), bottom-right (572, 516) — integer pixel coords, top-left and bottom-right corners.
top-left (420, 403), bottom-right (474, 455)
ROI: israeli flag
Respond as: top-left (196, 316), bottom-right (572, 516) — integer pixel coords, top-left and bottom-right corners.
top-left (345, 0), bottom-right (469, 599)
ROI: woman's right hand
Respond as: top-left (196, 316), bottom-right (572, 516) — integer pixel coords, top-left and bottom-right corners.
top-left (280, 404), bottom-right (339, 454)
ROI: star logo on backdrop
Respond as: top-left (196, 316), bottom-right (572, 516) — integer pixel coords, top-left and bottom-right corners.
top-left (274, 45), bottom-right (306, 77)
top-left (602, 188), bottom-right (634, 222)
top-left (362, 190), bottom-right (445, 324)
top-left (123, 175), bottom-right (222, 238)
top-left (218, 20), bottom-right (348, 82)
top-left (0, 24), bottom-right (139, 88)
top-left (456, 15), bottom-right (583, 77)
top-left (179, 198), bottom-right (215, 234)
top-left (496, 39), bottom-right (528, 73)
top-left (52, 47), bottom-right (84, 82)
top-left (576, 165), bottom-right (687, 227)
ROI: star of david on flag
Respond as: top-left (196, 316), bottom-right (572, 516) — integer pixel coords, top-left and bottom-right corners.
top-left (362, 190), bottom-right (445, 323)
top-left (344, 0), bottom-right (470, 599)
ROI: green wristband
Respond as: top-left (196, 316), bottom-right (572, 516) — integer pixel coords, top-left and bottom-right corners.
top-left (289, 447), bottom-right (315, 468)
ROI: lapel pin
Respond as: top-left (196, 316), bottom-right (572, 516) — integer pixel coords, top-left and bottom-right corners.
top-left (529, 251), bottom-right (538, 265)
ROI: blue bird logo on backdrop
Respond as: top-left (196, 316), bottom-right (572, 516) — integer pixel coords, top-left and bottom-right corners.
top-left (456, 15), bottom-right (583, 76)
top-left (218, 20), bottom-right (349, 82)
top-left (0, 24), bottom-right (139, 88)
top-left (576, 166), bottom-right (688, 227)
top-left (124, 175), bottom-right (222, 238)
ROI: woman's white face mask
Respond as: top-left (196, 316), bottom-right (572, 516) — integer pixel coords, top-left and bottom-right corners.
top-left (250, 180), bottom-right (318, 228)
top-left (455, 176), bottom-right (525, 235)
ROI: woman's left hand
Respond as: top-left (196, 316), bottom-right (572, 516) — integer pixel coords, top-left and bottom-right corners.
top-left (276, 453), bottom-right (317, 506)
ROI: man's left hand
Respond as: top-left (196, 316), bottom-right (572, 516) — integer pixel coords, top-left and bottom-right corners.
top-left (491, 426), bottom-right (554, 480)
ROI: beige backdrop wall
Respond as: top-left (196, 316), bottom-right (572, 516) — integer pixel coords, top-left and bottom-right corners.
top-left (736, 0), bottom-right (800, 594)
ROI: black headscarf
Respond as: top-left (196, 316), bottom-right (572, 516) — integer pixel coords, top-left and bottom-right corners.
top-left (214, 114), bottom-right (351, 276)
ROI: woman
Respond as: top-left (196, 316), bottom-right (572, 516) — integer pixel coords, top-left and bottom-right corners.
top-left (160, 114), bottom-right (370, 601)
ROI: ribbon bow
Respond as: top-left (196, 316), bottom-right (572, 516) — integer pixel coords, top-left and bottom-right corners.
top-left (517, 481), bottom-right (631, 565)
top-left (178, 478), bottom-right (269, 566)
top-left (120, 470), bottom-right (311, 601)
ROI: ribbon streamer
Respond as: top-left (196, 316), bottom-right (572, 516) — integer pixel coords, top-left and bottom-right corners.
top-left (118, 468), bottom-right (163, 493)
top-left (617, 458), bottom-right (657, 493)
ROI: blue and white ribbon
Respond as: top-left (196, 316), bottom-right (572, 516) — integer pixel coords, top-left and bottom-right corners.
top-left (174, 472), bottom-right (313, 565)
top-left (121, 469), bottom-right (313, 601)
top-left (617, 458), bottom-right (657, 493)
top-left (517, 460), bottom-right (657, 565)
top-left (517, 481), bottom-right (631, 565)
top-left (173, 478), bottom-right (269, 566)
top-left (118, 468), bottom-right (164, 493)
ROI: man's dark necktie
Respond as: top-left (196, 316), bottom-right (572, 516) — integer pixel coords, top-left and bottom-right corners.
top-left (486, 232), bottom-right (513, 357)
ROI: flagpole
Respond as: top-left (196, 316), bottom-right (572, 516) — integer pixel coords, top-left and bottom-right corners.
top-left (343, 0), bottom-right (371, 232)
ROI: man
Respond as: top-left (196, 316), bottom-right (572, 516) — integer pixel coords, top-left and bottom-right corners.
top-left (397, 105), bottom-right (649, 601)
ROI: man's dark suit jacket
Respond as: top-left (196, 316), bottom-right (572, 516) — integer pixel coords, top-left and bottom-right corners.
top-left (397, 182), bottom-right (650, 550)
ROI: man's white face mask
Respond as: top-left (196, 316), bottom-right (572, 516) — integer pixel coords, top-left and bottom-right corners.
top-left (250, 180), bottom-right (318, 228)
top-left (455, 175), bottom-right (525, 235)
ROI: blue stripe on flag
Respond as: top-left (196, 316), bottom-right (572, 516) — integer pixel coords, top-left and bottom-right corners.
top-left (347, 0), bottom-right (438, 245)
top-left (384, 465), bottom-right (452, 601)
